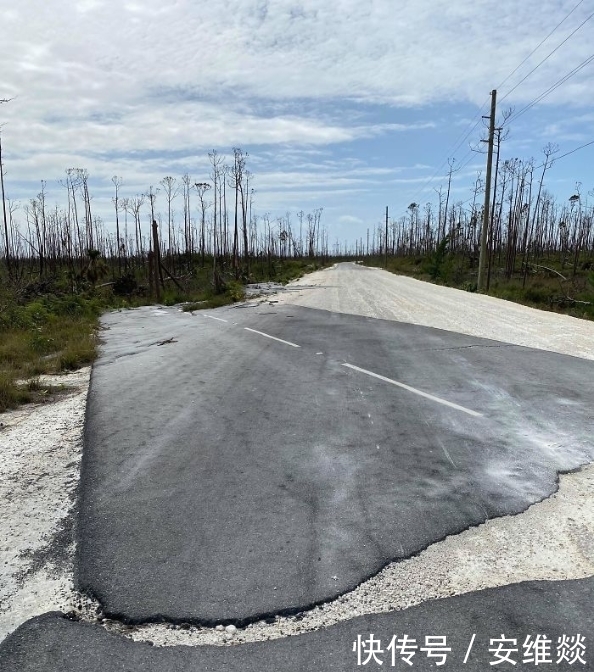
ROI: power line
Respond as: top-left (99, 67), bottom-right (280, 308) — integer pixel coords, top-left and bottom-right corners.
top-left (456, 150), bottom-right (481, 174)
top-left (533, 138), bottom-right (594, 171)
top-left (400, 4), bottom-right (592, 213)
top-left (486, 138), bottom-right (594, 174)
top-left (495, 0), bottom-right (585, 91)
top-left (504, 52), bottom-right (594, 126)
top-left (408, 123), bottom-right (489, 207)
top-left (556, 138), bottom-right (594, 161)
top-left (405, 98), bottom-right (490, 207)
top-left (421, 136), bottom-right (593, 211)
top-left (499, 7), bottom-right (594, 103)
top-left (446, 110), bottom-right (489, 164)
top-left (404, 138), bottom-right (594, 215)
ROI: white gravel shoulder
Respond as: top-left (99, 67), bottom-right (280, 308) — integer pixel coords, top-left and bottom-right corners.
top-left (270, 263), bottom-right (594, 361)
top-left (1, 264), bottom-right (593, 646)
top-left (0, 369), bottom-right (94, 641)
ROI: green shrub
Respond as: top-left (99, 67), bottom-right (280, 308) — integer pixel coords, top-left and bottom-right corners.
top-left (29, 331), bottom-right (56, 355)
top-left (226, 281), bottom-right (245, 302)
top-left (425, 235), bottom-right (451, 280)
top-left (59, 338), bottom-right (96, 370)
top-left (0, 372), bottom-right (31, 412)
top-left (162, 290), bottom-right (188, 306)
top-left (182, 301), bottom-right (208, 312)
top-left (24, 301), bottom-right (50, 326)
top-left (524, 287), bottom-right (551, 304)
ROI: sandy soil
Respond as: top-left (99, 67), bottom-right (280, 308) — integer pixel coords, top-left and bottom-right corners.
top-left (270, 263), bottom-right (594, 360)
top-left (1, 263), bottom-right (593, 646)
top-left (0, 369), bottom-right (94, 641)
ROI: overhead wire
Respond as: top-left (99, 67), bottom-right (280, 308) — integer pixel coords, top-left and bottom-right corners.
top-left (555, 137), bottom-right (594, 161)
top-left (495, 0), bottom-right (585, 91)
top-left (407, 116), bottom-right (490, 206)
top-left (503, 51), bottom-right (594, 126)
top-left (401, 1), bottom-right (593, 212)
top-left (532, 138), bottom-right (594, 171)
top-left (456, 149), bottom-right (481, 174)
top-left (405, 96), bottom-right (490, 206)
top-left (499, 7), bottom-right (594, 103)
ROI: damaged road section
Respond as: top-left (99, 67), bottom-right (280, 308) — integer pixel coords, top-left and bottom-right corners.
top-left (77, 304), bottom-right (594, 624)
top-left (1, 349), bottom-right (593, 647)
top-left (1, 577), bottom-right (593, 671)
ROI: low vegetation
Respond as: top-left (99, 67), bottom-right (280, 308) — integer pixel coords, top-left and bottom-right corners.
top-left (0, 256), bottom-right (329, 413)
top-left (0, 290), bottom-right (98, 411)
top-left (2, 142), bottom-right (593, 413)
top-left (361, 253), bottom-right (594, 320)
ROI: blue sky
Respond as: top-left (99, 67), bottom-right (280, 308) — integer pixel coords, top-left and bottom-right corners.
top-left (1, 0), bottom-right (593, 247)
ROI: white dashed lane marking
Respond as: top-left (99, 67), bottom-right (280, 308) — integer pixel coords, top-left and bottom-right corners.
top-left (243, 327), bottom-right (301, 348)
top-left (203, 312), bottom-right (480, 415)
top-left (203, 314), bottom-right (228, 323)
top-left (342, 362), bottom-right (483, 418)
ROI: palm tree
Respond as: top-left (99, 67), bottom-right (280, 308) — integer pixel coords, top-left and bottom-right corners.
top-left (85, 249), bottom-right (108, 288)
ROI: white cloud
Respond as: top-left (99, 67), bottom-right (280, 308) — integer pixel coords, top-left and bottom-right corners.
top-left (1, 0), bottom-right (593, 238)
top-left (4, 0), bottom-right (593, 121)
top-left (339, 215), bottom-right (365, 225)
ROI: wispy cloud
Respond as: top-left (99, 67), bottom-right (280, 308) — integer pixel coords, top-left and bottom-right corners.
top-left (1, 0), bottom-right (593, 236)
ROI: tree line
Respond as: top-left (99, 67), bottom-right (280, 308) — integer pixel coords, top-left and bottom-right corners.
top-left (0, 145), bottom-right (327, 292)
top-left (356, 144), bottom-right (593, 292)
top-left (1, 133), bottom-right (593, 298)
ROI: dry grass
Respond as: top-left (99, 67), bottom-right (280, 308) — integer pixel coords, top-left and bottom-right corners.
top-left (0, 293), bottom-right (101, 413)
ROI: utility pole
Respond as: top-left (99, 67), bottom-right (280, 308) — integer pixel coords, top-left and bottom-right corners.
top-left (384, 206), bottom-right (389, 268)
top-left (477, 89), bottom-right (497, 292)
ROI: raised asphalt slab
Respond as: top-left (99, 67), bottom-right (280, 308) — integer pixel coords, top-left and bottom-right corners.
top-left (75, 303), bottom-right (593, 623)
top-left (1, 577), bottom-right (592, 670)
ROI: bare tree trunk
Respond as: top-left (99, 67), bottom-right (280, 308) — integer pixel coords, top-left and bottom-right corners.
top-left (241, 170), bottom-right (250, 277)
top-left (112, 176), bottom-right (122, 274)
top-left (232, 150), bottom-right (240, 278)
top-left (209, 151), bottom-right (224, 292)
top-left (0, 133), bottom-right (12, 279)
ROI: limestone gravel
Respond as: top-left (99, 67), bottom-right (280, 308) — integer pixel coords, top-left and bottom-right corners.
top-left (270, 263), bottom-right (594, 361)
top-left (0, 369), bottom-right (93, 641)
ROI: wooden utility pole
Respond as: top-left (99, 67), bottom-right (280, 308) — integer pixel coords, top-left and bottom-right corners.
top-left (384, 206), bottom-right (389, 268)
top-left (478, 89), bottom-right (497, 292)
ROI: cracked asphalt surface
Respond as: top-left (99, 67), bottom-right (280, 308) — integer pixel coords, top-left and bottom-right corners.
top-left (73, 299), bottom-right (593, 623)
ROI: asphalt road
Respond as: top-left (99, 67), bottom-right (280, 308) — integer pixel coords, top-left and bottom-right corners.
top-left (72, 301), bottom-right (593, 623)
top-left (2, 288), bottom-right (594, 671)
top-left (1, 577), bottom-right (592, 670)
